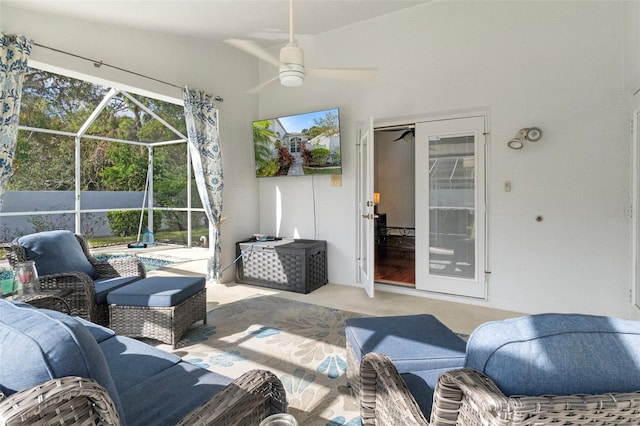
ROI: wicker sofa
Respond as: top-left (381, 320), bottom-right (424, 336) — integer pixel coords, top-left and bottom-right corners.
top-left (360, 313), bottom-right (640, 425)
top-left (3, 230), bottom-right (146, 325)
top-left (0, 299), bottom-right (287, 425)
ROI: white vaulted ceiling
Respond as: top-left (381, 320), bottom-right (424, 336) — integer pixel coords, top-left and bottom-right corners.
top-left (2, 0), bottom-right (429, 46)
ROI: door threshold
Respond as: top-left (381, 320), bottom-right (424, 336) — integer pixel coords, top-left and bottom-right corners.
top-left (375, 279), bottom-right (415, 288)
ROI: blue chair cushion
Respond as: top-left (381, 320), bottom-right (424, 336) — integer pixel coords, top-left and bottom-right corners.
top-left (465, 313), bottom-right (640, 396)
top-left (14, 230), bottom-right (98, 279)
top-left (0, 300), bottom-right (126, 423)
top-left (346, 314), bottom-right (466, 373)
top-left (94, 276), bottom-right (142, 304)
top-left (402, 367), bottom-right (453, 421)
top-left (107, 276), bottom-right (205, 307)
top-left (119, 362), bottom-right (232, 426)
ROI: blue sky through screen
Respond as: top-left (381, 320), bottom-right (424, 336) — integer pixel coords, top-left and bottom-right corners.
top-left (278, 108), bottom-right (339, 133)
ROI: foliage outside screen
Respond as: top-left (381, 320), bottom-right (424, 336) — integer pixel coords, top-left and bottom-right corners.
top-left (10, 68), bottom-right (201, 241)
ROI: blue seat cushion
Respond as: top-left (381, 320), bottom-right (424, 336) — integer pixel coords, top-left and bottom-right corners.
top-left (76, 316), bottom-right (116, 343)
top-left (119, 362), bottom-right (232, 426)
top-left (346, 314), bottom-right (466, 373)
top-left (466, 313), bottom-right (640, 396)
top-left (107, 276), bottom-right (205, 307)
top-left (99, 334), bottom-right (181, 394)
top-left (94, 276), bottom-right (142, 304)
top-left (402, 367), bottom-right (453, 421)
top-left (14, 230), bottom-right (98, 279)
top-left (0, 300), bottom-right (126, 423)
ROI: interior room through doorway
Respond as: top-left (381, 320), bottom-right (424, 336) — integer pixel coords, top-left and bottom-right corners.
top-left (374, 125), bottom-right (416, 288)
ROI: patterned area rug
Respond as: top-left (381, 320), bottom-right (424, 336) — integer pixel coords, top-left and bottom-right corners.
top-left (171, 295), bottom-right (365, 426)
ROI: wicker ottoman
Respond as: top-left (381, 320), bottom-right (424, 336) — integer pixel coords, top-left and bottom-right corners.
top-left (107, 276), bottom-right (206, 348)
top-left (345, 314), bottom-right (466, 397)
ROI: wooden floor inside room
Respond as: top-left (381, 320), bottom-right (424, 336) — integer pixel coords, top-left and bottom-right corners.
top-left (375, 246), bottom-right (415, 287)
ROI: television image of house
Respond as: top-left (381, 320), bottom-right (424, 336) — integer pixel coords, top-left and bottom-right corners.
top-left (253, 108), bottom-right (342, 178)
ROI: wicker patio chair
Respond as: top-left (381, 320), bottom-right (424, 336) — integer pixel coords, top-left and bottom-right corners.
top-left (360, 353), bottom-right (640, 426)
top-left (3, 232), bottom-right (145, 325)
top-left (0, 370), bottom-right (286, 426)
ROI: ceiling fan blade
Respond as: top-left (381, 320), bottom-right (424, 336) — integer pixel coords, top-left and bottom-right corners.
top-left (225, 39), bottom-right (282, 68)
top-left (306, 67), bottom-right (378, 81)
top-left (246, 76), bottom-right (280, 94)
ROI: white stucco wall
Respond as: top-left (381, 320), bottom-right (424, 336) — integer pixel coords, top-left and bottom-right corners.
top-left (1, 6), bottom-right (261, 283)
top-left (257, 1), bottom-right (637, 318)
top-left (3, 1), bottom-right (639, 319)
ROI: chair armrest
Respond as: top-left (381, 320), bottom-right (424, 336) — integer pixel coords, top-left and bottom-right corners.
top-left (93, 258), bottom-right (146, 279)
top-left (433, 368), bottom-right (640, 425)
top-left (0, 376), bottom-right (122, 425)
top-left (74, 233), bottom-right (145, 279)
top-left (360, 352), bottom-right (428, 426)
top-left (38, 272), bottom-right (98, 322)
top-left (176, 369), bottom-right (287, 426)
top-left (431, 368), bottom-right (510, 426)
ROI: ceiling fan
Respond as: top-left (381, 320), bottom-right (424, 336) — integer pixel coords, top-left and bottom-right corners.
top-left (226, 0), bottom-right (378, 93)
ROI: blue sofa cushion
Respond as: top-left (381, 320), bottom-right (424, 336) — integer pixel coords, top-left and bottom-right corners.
top-left (0, 300), bottom-right (126, 423)
top-left (100, 334), bottom-right (181, 393)
top-left (402, 367), bottom-right (453, 421)
top-left (75, 316), bottom-right (116, 343)
top-left (107, 276), bottom-right (205, 307)
top-left (94, 276), bottom-right (142, 304)
top-left (346, 314), bottom-right (466, 373)
top-left (14, 230), bottom-right (98, 279)
top-left (465, 313), bottom-right (640, 396)
top-left (119, 362), bottom-right (233, 426)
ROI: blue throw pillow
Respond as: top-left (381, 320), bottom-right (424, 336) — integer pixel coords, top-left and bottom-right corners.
top-left (14, 230), bottom-right (98, 279)
top-left (0, 299), bottom-right (126, 423)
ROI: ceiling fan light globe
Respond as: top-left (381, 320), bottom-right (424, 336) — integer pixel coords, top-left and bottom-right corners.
top-left (279, 63), bottom-right (305, 86)
top-left (280, 73), bottom-right (304, 87)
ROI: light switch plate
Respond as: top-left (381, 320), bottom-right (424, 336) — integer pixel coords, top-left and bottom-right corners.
top-left (331, 175), bottom-right (342, 187)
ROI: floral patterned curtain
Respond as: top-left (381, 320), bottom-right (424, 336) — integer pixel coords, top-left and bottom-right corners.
top-left (0, 34), bottom-right (32, 210)
top-left (183, 88), bottom-right (223, 282)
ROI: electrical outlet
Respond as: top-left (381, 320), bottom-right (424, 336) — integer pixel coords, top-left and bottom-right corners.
top-left (331, 175), bottom-right (342, 187)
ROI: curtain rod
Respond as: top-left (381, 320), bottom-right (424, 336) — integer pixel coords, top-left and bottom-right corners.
top-left (33, 41), bottom-right (224, 103)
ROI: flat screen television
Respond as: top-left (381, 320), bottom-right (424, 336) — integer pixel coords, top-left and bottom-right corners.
top-left (252, 107), bottom-right (341, 178)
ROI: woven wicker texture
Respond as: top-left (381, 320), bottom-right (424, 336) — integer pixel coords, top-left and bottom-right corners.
top-left (21, 292), bottom-right (71, 314)
top-left (346, 337), bottom-right (363, 397)
top-left (0, 370), bottom-right (287, 426)
top-left (177, 369), bottom-right (287, 425)
top-left (3, 234), bottom-right (145, 325)
top-left (0, 376), bottom-right (122, 426)
top-left (236, 239), bottom-right (327, 293)
top-left (359, 353), bottom-right (640, 426)
top-left (109, 288), bottom-right (206, 347)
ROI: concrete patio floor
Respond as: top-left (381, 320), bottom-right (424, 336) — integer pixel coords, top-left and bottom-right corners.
top-left (2, 243), bottom-right (521, 335)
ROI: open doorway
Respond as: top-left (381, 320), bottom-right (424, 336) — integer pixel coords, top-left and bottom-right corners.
top-left (373, 125), bottom-right (416, 288)
top-left (372, 114), bottom-right (486, 299)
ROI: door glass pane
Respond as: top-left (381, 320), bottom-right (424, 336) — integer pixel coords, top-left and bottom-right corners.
top-left (428, 135), bottom-right (475, 279)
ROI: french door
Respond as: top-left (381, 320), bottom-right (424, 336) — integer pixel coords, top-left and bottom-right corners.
top-left (356, 118), bottom-right (375, 297)
top-left (415, 115), bottom-right (487, 298)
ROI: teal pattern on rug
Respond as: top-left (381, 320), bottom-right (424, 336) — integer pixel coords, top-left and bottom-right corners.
top-left (175, 295), bottom-right (364, 426)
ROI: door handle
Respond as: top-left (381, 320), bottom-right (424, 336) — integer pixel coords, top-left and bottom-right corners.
top-left (361, 214), bottom-right (380, 220)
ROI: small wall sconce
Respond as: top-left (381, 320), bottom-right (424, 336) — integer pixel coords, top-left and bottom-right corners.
top-left (507, 127), bottom-right (543, 150)
top-left (373, 192), bottom-right (381, 204)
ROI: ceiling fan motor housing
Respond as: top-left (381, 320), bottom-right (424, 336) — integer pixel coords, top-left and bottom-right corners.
top-left (279, 44), bottom-right (305, 86)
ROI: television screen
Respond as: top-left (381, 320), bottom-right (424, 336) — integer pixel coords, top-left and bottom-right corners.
top-left (252, 107), bottom-right (341, 177)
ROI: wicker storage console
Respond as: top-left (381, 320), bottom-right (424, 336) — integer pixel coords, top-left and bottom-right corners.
top-left (236, 238), bottom-right (327, 293)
